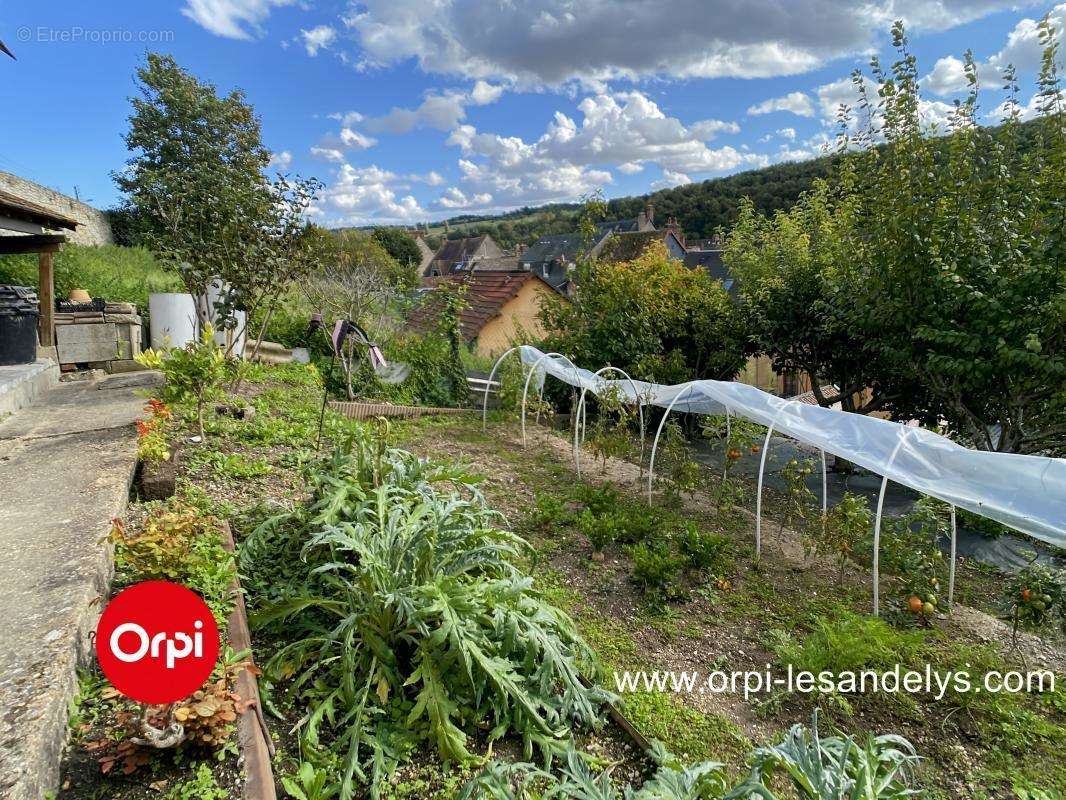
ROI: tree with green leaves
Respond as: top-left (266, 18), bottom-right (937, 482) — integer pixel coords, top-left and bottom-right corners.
top-left (116, 53), bottom-right (324, 354)
top-left (542, 241), bottom-right (748, 385)
top-left (725, 19), bottom-right (1065, 455)
top-left (115, 53), bottom-right (273, 324)
top-left (842, 19), bottom-right (1066, 454)
top-left (371, 227), bottom-right (422, 284)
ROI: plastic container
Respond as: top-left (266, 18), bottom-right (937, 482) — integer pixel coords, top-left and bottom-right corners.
top-left (0, 285), bottom-right (39, 366)
top-left (148, 293), bottom-right (198, 349)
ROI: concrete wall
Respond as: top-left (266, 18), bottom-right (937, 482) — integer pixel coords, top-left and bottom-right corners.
top-left (474, 280), bottom-right (558, 358)
top-left (0, 172), bottom-right (113, 245)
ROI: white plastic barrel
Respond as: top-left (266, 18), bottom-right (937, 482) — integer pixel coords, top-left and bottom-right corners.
top-left (196, 281), bottom-right (246, 358)
top-left (148, 293), bottom-right (198, 350)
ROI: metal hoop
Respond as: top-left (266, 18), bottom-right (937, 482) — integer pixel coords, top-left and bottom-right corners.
top-left (574, 366), bottom-right (646, 477)
top-left (646, 383), bottom-right (697, 504)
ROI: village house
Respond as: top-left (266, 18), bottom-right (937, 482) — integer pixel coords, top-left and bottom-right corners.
top-left (408, 271), bottom-right (566, 358)
top-left (409, 230), bottom-right (435, 276)
top-left (423, 233), bottom-right (505, 277)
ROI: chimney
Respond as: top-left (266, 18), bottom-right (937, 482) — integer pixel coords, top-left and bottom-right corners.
top-left (665, 216), bottom-right (683, 246)
top-left (644, 201), bottom-right (654, 228)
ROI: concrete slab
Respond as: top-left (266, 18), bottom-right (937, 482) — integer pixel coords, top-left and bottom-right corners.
top-left (0, 359), bottom-right (59, 419)
top-left (0, 376), bottom-right (144, 800)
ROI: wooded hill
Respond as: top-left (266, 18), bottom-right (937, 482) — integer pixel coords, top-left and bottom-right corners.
top-left (409, 155), bottom-right (834, 249)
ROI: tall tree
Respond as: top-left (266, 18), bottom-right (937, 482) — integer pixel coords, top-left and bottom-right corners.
top-left (542, 242), bottom-right (748, 385)
top-left (114, 53), bottom-right (273, 327)
top-left (846, 20), bottom-right (1065, 454)
top-left (371, 227), bottom-right (422, 283)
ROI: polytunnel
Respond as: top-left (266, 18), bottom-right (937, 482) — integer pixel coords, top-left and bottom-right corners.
top-left (483, 345), bottom-right (1066, 616)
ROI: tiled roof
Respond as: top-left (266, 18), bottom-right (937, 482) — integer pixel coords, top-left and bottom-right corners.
top-left (597, 230), bottom-right (683, 263)
top-left (683, 249), bottom-right (739, 298)
top-left (520, 233), bottom-right (586, 267)
top-left (408, 271), bottom-right (555, 343)
top-left (431, 235), bottom-right (486, 267)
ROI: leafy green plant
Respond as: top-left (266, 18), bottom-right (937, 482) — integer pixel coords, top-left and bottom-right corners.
top-left (656, 419), bottom-right (703, 502)
top-left (778, 458), bottom-right (817, 539)
top-left (732, 710), bottom-right (920, 800)
top-left (770, 608), bottom-right (925, 677)
top-left (138, 325), bottom-right (231, 440)
top-left (460, 742), bottom-right (729, 800)
top-left (579, 508), bottom-right (624, 553)
top-left (201, 451), bottom-right (272, 480)
top-left (583, 386), bottom-right (636, 474)
top-left (166, 763), bottom-right (228, 800)
top-left (137, 399), bottom-right (172, 463)
top-left (242, 434), bottom-right (609, 798)
top-left (626, 540), bottom-right (684, 597)
top-left (677, 523), bottom-right (731, 573)
top-left (282, 761), bottom-right (340, 800)
top-left (109, 505), bottom-right (235, 622)
top-left (1005, 559), bottom-right (1065, 645)
top-left (867, 499), bottom-right (948, 620)
top-left (810, 493), bottom-right (871, 582)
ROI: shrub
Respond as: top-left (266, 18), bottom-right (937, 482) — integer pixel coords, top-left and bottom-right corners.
top-left (0, 243), bottom-right (178, 313)
top-left (677, 523), bottom-right (731, 573)
top-left (627, 540), bottom-right (684, 596)
top-left (578, 508), bottom-right (624, 553)
top-left (108, 505), bottom-right (235, 624)
top-left (137, 325), bottom-right (230, 439)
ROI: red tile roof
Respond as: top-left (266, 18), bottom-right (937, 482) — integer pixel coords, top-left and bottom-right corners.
top-left (408, 271), bottom-right (557, 342)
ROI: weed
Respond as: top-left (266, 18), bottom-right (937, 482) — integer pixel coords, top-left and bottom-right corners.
top-left (677, 522), bottom-right (731, 573)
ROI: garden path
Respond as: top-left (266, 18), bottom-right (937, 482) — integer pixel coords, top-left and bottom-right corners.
top-left (0, 372), bottom-right (156, 800)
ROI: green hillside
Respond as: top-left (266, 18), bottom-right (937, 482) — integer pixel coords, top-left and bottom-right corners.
top-left (394, 155), bottom-right (834, 249)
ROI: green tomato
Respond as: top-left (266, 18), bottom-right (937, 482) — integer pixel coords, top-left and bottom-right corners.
top-left (921, 602), bottom-right (936, 616)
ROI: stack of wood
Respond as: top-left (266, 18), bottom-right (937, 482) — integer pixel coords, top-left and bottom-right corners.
top-left (54, 301), bottom-right (144, 372)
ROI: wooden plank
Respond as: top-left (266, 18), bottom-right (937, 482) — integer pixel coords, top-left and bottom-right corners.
top-left (38, 251), bottom-right (54, 347)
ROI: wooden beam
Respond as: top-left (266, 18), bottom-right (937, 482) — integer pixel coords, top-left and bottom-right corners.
top-left (38, 251), bottom-right (55, 348)
top-left (0, 234), bottom-right (66, 254)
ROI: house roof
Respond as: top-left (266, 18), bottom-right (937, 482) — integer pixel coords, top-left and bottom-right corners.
top-left (0, 189), bottom-right (79, 231)
top-left (520, 233), bottom-right (586, 267)
top-left (597, 230), bottom-right (683, 263)
top-left (432, 234), bottom-right (488, 265)
top-left (596, 217), bottom-right (641, 234)
top-left (683, 249), bottom-right (738, 298)
top-left (471, 255), bottom-right (521, 272)
top-left (408, 271), bottom-right (560, 343)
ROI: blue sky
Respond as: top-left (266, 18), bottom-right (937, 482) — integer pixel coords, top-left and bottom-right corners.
top-left (1, 2), bottom-right (1062, 227)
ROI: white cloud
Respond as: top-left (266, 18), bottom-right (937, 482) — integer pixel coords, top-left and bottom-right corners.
top-left (777, 127), bottom-right (797, 140)
top-left (921, 55), bottom-right (970, 95)
top-left (181, 0), bottom-right (293, 40)
top-left (987, 4), bottom-right (1066, 75)
top-left (300, 25), bottom-right (337, 56)
top-left (652, 169), bottom-right (692, 189)
top-left (339, 128), bottom-right (377, 149)
top-left (470, 80), bottom-right (505, 105)
top-left (267, 150), bottom-right (292, 169)
top-left (439, 90), bottom-right (762, 212)
top-left (364, 92), bottom-right (469, 134)
top-left (689, 119), bottom-right (741, 139)
top-left (436, 187), bottom-right (494, 209)
top-left (310, 146), bottom-right (346, 162)
top-left (343, 0), bottom-right (1017, 86)
top-left (328, 111), bottom-right (365, 126)
top-left (314, 163), bottom-right (426, 225)
top-left (920, 6), bottom-right (1065, 95)
top-left (747, 91), bottom-right (815, 117)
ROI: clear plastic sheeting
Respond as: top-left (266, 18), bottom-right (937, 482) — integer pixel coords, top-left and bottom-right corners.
top-left (512, 345), bottom-right (1066, 548)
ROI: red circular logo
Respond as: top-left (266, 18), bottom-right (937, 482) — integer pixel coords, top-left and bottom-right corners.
top-left (95, 581), bottom-right (220, 704)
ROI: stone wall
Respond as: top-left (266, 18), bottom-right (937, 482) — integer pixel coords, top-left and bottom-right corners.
top-left (0, 171), bottom-right (113, 246)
